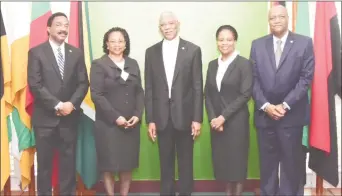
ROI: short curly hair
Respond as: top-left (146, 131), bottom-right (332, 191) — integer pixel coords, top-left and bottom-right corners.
top-left (216, 25), bottom-right (238, 41)
top-left (102, 27), bottom-right (130, 56)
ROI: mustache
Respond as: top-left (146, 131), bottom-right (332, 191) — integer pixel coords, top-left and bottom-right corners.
top-left (57, 31), bottom-right (68, 35)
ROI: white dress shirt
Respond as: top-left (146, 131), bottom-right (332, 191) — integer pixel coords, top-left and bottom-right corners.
top-left (50, 39), bottom-right (66, 111)
top-left (162, 36), bottom-right (180, 98)
top-left (216, 51), bottom-right (239, 92)
top-left (260, 31), bottom-right (291, 111)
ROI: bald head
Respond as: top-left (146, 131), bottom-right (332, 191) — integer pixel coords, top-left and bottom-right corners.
top-left (268, 5), bottom-right (288, 19)
top-left (268, 5), bottom-right (289, 38)
top-left (159, 11), bottom-right (180, 40)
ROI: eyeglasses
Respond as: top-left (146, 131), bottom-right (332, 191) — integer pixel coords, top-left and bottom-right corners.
top-left (108, 40), bottom-right (125, 44)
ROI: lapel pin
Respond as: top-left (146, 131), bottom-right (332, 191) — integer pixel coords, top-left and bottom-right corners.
top-left (290, 40), bottom-right (293, 43)
top-left (181, 47), bottom-right (185, 50)
top-left (69, 49), bottom-right (72, 53)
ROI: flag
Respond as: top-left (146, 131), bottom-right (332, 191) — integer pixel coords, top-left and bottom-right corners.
top-left (0, 10), bottom-right (11, 191)
top-left (309, 2), bottom-right (341, 187)
top-left (2, 2), bottom-right (36, 190)
top-left (71, 1), bottom-right (98, 188)
top-left (0, 8), bottom-right (12, 115)
top-left (293, 2), bottom-right (311, 147)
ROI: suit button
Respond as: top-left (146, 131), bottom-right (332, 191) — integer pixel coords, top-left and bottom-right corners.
top-left (125, 101), bottom-right (128, 104)
top-left (126, 93), bottom-right (128, 96)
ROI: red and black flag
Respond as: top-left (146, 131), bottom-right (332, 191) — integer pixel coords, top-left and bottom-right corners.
top-left (309, 2), bottom-right (341, 187)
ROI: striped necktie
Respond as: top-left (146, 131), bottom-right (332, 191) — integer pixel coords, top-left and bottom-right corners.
top-left (57, 47), bottom-right (64, 79)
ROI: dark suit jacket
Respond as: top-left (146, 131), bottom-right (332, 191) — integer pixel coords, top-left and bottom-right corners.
top-left (145, 38), bottom-right (203, 131)
top-left (27, 41), bottom-right (89, 128)
top-left (205, 55), bottom-right (253, 123)
top-left (90, 55), bottom-right (144, 125)
top-left (250, 32), bottom-right (315, 128)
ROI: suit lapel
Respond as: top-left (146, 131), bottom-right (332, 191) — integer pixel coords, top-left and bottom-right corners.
top-left (103, 54), bottom-right (117, 70)
top-left (172, 38), bottom-right (187, 85)
top-left (266, 35), bottom-right (277, 72)
top-left (103, 55), bottom-right (126, 84)
top-left (220, 56), bottom-right (238, 90)
top-left (277, 32), bottom-right (295, 71)
top-left (43, 41), bottom-right (63, 81)
top-left (62, 44), bottom-right (73, 81)
top-left (156, 41), bottom-right (169, 87)
top-left (212, 60), bottom-right (219, 92)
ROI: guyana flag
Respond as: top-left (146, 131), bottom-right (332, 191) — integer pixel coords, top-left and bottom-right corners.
top-left (0, 9), bottom-right (11, 191)
top-left (308, 2), bottom-right (341, 187)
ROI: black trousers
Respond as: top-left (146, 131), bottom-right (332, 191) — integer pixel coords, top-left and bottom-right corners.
top-left (157, 110), bottom-right (194, 196)
top-left (34, 125), bottom-right (77, 196)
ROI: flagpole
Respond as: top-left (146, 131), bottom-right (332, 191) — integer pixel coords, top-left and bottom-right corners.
top-left (316, 175), bottom-right (324, 195)
top-left (4, 177), bottom-right (11, 195)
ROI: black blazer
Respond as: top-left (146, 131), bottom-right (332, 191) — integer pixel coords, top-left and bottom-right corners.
top-left (205, 55), bottom-right (253, 123)
top-left (144, 38), bottom-right (203, 131)
top-left (27, 41), bottom-right (89, 128)
top-left (90, 55), bottom-right (144, 125)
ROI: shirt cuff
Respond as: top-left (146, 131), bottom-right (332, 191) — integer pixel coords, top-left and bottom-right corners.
top-left (54, 102), bottom-right (63, 111)
top-left (260, 102), bottom-right (270, 111)
top-left (283, 102), bottom-right (291, 110)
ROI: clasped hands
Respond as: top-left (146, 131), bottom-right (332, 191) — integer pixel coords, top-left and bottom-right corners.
top-left (265, 104), bottom-right (287, 120)
top-left (116, 116), bottom-right (140, 129)
top-left (147, 121), bottom-right (201, 142)
top-left (210, 115), bottom-right (225, 132)
top-left (55, 102), bottom-right (74, 116)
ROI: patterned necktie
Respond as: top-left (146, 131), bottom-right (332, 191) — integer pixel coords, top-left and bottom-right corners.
top-left (275, 40), bottom-right (282, 68)
top-left (57, 47), bottom-right (64, 79)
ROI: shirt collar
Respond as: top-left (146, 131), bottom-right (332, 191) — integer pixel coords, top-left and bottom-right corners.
top-left (218, 50), bottom-right (239, 66)
top-left (163, 35), bottom-right (180, 46)
top-left (49, 38), bottom-right (65, 51)
top-left (273, 30), bottom-right (289, 45)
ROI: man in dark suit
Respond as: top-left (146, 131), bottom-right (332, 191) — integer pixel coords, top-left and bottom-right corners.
top-left (145, 11), bottom-right (203, 196)
top-left (250, 5), bottom-right (314, 196)
top-left (27, 12), bottom-right (89, 195)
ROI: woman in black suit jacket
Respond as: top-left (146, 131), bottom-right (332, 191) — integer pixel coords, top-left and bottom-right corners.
top-left (90, 27), bottom-right (144, 196)
top-left (204, 25), bottom-right (253, 196)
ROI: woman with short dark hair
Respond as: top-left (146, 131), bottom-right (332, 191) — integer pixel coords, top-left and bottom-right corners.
top-left (204, 25), bottom-right (253, 195)
top-left (90, 27), bottom-right (144, 196)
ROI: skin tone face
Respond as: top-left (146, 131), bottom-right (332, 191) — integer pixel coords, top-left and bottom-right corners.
top-left (106, 31), bottom-right (126, 56)
top-left (159, 12), bottom-right (180, 41)
top-left (268, 5), bottom-right (289, 38)
top-left (217, 29), bottom-right (236, 60)
top-left (47, 15), bottom-right (69, 45)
